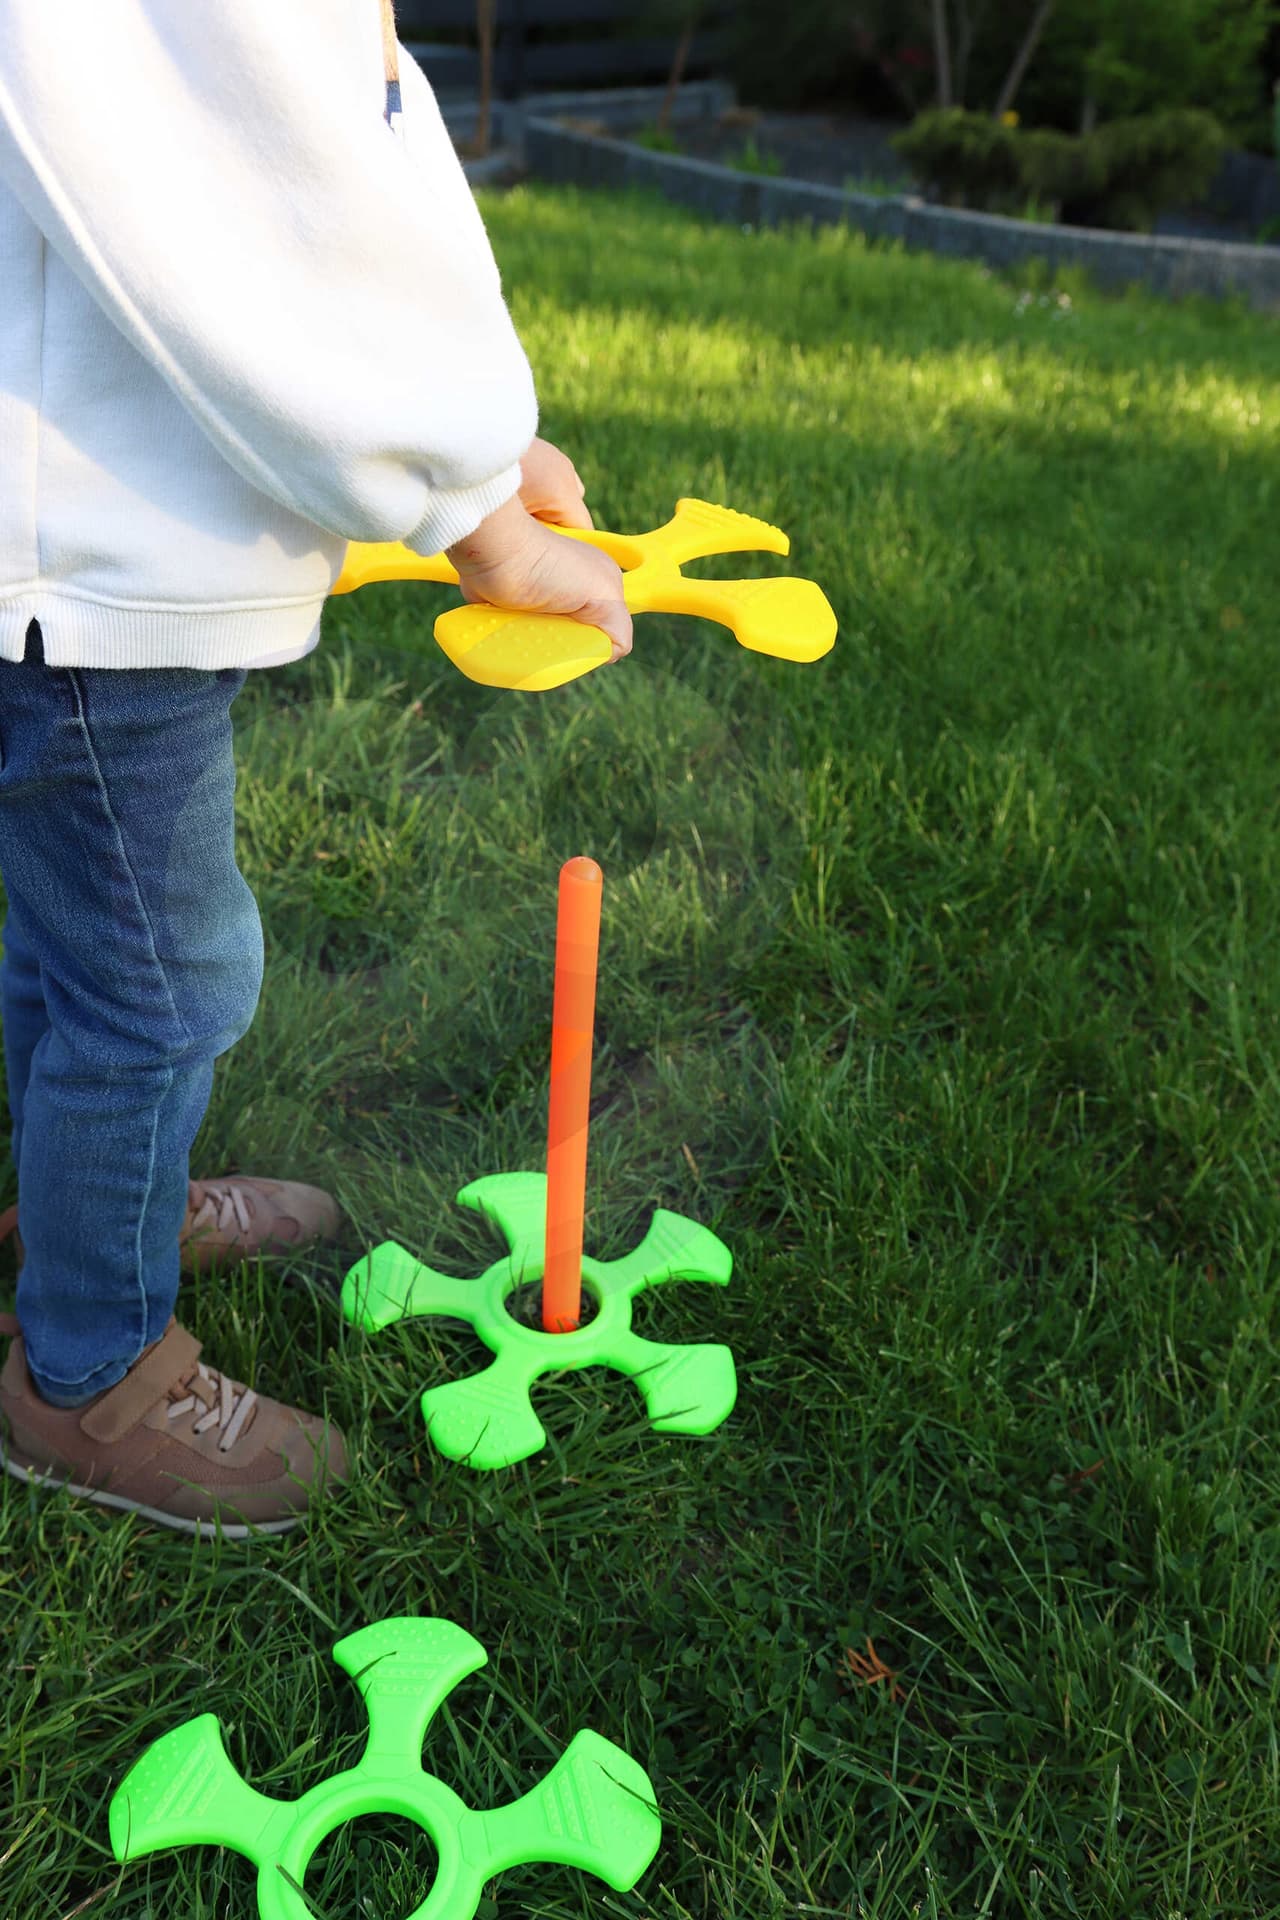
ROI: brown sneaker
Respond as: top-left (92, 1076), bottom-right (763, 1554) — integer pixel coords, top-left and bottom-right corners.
top-left (179, 1176), bottom-right (342, 1272)
top-left (0, 1176), bottom-right (342, 1277)
top-left (0, 1315), bottom-right (348, 1538)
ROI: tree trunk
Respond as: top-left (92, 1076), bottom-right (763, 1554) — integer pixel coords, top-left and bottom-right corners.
top-left (658, 16), bottom-right (698, 134)
top-left (954, 0), bottom-right (984, 107)
top-left (475, 0), bottom-right (495, 157)
top-left (930, 0), bottom-right (953, 107)
top-left (992, 0), bottom-right (1055, 121)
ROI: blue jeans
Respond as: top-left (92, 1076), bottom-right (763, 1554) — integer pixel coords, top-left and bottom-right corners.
top-left (0, 621), bottom-right (264, 1406)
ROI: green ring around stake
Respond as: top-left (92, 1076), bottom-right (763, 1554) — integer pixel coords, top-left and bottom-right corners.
top-left (340, 1171), bottom-right (737, 1469)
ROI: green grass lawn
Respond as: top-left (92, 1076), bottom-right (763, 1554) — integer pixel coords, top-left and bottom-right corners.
top-left (4, 184), bottom-right (1280, 1918)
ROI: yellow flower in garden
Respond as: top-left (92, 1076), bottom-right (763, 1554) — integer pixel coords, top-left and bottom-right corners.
top-left (1001, 110), bottom-right (1020, 127)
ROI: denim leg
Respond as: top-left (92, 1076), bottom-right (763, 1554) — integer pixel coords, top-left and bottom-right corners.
top-left (0, 623), bottom-right (264, 1405)
top-left (0, 899), bottom-right (48, 1172)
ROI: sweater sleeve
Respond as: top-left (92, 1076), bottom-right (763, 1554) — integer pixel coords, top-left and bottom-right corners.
top-left (0, 0), bottom-right (538, 554)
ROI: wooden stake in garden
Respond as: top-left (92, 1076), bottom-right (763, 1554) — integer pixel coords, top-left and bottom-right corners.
top-left (542, 856), bottom-right (603, 1332)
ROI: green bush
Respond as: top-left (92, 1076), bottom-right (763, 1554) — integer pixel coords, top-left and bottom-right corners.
top-left (1017, 127), bottom-right (1106, 208)
top-left (1077, 107), bottom-right (1228, 229)
top-left (894, 105), bottom-right (1227, 231)
top-left (893, 108), bottom-right (1019, 205)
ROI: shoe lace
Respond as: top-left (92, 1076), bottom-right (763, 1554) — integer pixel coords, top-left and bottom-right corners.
top-left (167, 1362), bottom-right (258, 1452)
top-left (186, 1182), bottom-right (253, 1238)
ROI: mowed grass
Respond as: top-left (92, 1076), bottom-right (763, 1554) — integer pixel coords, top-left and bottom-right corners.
top-left (3, 185), bottom-right (1280, 1918)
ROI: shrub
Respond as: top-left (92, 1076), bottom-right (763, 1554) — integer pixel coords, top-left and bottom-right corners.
top-left (892, 108), bottom-right (1019, 205)
top-left (1074, 107), bottom-right (1228, 229)
top-left (894, 105), bottom-right (1227, 231)
top-left (1017, 127), bottom-right (1106, 209)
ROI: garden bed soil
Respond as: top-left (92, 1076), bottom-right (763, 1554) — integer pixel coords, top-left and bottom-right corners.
top-left (594, 104), bottom-right (1265, 248)
top-left (655, 105), bottom-right (911, 196)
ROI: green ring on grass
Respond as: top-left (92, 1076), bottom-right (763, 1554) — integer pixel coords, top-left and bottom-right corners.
top-left (340, 1171), bottom-right (736, 1469)
top-left (108, 1616), bottom-right (661, 1920)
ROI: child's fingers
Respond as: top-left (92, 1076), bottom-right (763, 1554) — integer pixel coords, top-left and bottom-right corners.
top-left (529, 497), bottom-right (594, 531)
top-left (518, 437), bottom-right (593, 530)
top-left (574, 594), bottom-right (632, 662)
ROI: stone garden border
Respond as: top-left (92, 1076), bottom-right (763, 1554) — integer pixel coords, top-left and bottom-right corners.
top-left (428, 73), bottom-right (735, 157)
top-left (519, 115), bottom-right (1280, 312)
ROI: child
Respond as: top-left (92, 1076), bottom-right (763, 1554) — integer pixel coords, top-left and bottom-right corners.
top-left (0, 0), bottom-right (631, 1538)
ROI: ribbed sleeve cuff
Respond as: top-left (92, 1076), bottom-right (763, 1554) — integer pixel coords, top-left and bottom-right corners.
top-left (405, 462), bottom-right (525, 557)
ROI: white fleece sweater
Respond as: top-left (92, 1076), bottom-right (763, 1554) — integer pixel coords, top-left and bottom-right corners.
top-left (0, 1), bottom-right (539, 669)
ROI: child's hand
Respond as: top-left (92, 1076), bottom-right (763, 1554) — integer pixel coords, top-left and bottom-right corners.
top-left (517, 436), bottom-right (593, 529)
top-left (446, 494), bottom-right (633, 663)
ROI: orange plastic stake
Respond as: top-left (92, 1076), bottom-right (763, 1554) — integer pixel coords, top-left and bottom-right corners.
top-left (543, 857), bottom-right (603, 1332)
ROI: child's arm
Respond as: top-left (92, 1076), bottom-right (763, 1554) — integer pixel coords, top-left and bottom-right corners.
top-left (0, 0), bottom-right (536, 556)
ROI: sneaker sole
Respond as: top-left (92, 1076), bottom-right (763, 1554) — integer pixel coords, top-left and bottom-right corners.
top-left (0, 1440), bottom-right (300, 1540)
